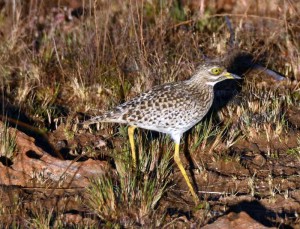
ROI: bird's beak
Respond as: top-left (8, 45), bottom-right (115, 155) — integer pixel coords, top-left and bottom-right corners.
top-left (222, 72), bottom-right (241, 79)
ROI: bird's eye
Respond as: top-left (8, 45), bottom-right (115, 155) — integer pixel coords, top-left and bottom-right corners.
top-left (210, 67), bottom-right (223, 75)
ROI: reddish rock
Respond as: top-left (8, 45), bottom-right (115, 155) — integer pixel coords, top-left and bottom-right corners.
top-left (0, 121), bottom-right (109, 188)
top-left (202, 211), bottom-right (275, 229)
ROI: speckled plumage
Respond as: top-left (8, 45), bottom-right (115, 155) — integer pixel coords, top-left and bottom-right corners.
top-left (84, 64), bottom-right (231, 141)
top-left (84, 63), bottom-right (241, 203)
top-left (88, 81), bottom-right (213, 141)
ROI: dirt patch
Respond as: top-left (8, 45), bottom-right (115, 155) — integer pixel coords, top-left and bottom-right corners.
top-left (0, 0), bottom-right (299, 227)
top-left (1, 117), bottom-right (299, 227)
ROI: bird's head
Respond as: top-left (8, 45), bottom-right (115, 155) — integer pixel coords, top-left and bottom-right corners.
top-left (191, 63), bottom-right (241, 86)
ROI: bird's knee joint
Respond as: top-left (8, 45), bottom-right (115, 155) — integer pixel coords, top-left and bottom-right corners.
top-left (173, 155), bottom-right (180, 163)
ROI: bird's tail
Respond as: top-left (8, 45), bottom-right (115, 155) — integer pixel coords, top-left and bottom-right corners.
top-left (81, 111), bottom-right (124, 128)
top-left (81, 107), bottom-right (126, 128)
top-left (81, 115), bottom-right (107, 128)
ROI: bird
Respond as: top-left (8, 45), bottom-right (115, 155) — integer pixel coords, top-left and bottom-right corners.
top-left (83, 63), bottom-right (241, 203)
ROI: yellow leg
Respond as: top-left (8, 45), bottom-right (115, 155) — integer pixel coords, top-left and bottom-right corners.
top-left (174, 143), bottom-right (199, 203)
top-left (128, 126), bottom-right (137, 167)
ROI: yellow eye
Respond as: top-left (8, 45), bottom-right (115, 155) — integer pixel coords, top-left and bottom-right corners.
top-left (210, 67), bottom-right (222, 75)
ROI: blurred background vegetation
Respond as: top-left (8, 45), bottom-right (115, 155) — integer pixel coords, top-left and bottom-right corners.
top-left (0, 0), bottom-right (299, 227)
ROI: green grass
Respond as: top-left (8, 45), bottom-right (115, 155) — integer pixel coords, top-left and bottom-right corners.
top-left (86, 136), bottom-right (172, 226)
top-left (0, 0), bottom-right (299, 227)
top-left (0, 121), bottom-right (17, 160)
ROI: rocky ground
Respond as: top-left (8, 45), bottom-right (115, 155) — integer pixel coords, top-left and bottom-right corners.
top-left (0, 0), bottom-right (299, 228)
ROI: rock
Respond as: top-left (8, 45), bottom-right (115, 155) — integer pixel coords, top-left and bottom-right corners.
top-left (0, 121), bottom-right (109, 188)
top-left (202, 211), bottom-right (275, 229)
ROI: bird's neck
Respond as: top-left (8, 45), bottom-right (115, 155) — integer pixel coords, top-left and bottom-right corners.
top-left (186, 77), bottom-right (214, 93)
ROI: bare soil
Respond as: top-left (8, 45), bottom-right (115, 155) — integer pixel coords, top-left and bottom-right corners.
top-left (0, 0), bottom-right (299, 228)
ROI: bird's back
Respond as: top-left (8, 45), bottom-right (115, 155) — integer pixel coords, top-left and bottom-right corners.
top-left (85, 80), bottom-right (214, 135)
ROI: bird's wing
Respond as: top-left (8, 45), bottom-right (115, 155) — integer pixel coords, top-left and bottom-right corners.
top-left (83, 81), bottom-right (188, 125)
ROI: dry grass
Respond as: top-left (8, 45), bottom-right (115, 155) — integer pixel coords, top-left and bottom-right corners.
top-left (0, 0), bottom-right (299, 227)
